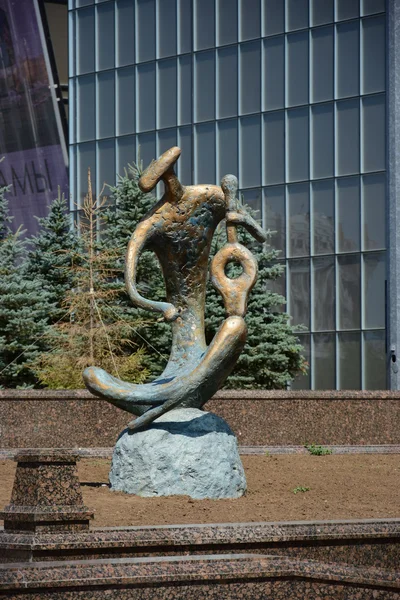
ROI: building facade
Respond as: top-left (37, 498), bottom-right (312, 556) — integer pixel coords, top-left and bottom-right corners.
top-left (68, 0), bottom-right (388, 390)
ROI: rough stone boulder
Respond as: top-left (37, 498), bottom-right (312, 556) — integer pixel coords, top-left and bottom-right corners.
top-left (109, 408), bottom-right (247, 499)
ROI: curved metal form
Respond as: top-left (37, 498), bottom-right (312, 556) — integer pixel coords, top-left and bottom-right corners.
top-left (83, 147), bottom-right (268, 432)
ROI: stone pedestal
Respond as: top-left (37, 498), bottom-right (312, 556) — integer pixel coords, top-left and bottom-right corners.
top-left (109, 408), bottom-right (247, 499)
top-left (0, 450), bottom-right (94, 533)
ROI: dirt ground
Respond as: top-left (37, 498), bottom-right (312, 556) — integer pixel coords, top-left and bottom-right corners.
top-left (0, 455), bottom-right (399, 527)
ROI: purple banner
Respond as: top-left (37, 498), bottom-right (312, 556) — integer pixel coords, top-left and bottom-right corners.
top-left (0, 0), bottom-right (68, 235)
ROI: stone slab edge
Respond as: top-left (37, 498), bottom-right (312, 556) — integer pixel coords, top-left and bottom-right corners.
top-left (1, 445), bottom-right (400, 459)
top-left (1, 518), bottom-right (400, 550)
top-left (0, 554), bottom-right (399, 592)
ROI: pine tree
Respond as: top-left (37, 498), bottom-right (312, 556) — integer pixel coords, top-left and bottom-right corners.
top-left (32, 171), bottom-right (149, 389)
top-left (100, 164), bottom-right (171, 376)
top-left (28, 190), bottom-right (81, 321)
top-left (205, 216), bottom-right (307, 389)
top-left (0, 188), bottom-right (54, 387)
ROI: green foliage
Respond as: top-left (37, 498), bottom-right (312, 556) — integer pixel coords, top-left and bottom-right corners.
top-left (205, 212), bottom-right (307, 389)
top-left (32, 172), bottom-right (149, 389)
top-left (292, 485), bottom-right (311, 494)
top-left (28, 190), bottom-right (81, 321)
top-left (305, 444), bottom-right (333, 456)
top-left (0, 189), bottom-right (54, 387)
top-left (100, 164), bottom-right (171, 377)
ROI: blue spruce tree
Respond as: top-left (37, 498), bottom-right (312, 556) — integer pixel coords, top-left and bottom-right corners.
top-left (0, 188), bottom-right (54, 387)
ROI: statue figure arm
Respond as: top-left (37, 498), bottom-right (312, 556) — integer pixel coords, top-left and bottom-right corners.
top-left (125, 220), bottom-right (180, 322)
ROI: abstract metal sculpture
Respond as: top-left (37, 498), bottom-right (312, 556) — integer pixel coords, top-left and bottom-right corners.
top-left (83, 147), bottom-right (267, 432)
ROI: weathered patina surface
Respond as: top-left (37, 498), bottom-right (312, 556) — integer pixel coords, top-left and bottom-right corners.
top-left (83, 146), bottom-right (267, 431)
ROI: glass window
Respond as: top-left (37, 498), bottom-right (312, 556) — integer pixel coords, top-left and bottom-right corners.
top-left (116, 0), bottom-right (135, 67)
top-left (263, 36), bottom-right (284, 111)
top-left (97, 138), bottom-right (115, 194)
top-left (239, 0), bottom-right (260, 41)
top-left (291, 334), bottom-right (311, 389)
top-left (77, 7), bottom-right (94, 75)
top-left (361, 0), bottom-right (385, 16)
top-left (263, 111), bottom-right (285, 185)
top-left (217, 46), bottom-right (238, 119)
top-left (194, 51), bottom-right (215, 122)
top-left (178, 0), bottom-right (192, 54)
top-left (157, 0), bottom-right (177, 58)
top-left (263, 186), bottom-right (285, 256)
top-left (286, 31), bottom-right (309, 107)
top-left (217, 119), bottom-right (238, 183)
top-left (312, 180), bottom-right (334, 255)
top-left (117, 67), bottom-right (135, 136)
top-left (336, 99), bottom-right (360, 176)
top-left (335, 21), bottom-right (360, 98)
top-left (286, 0), bottom-right (309, 31)
top-left (361, 94), bottom-right (385, 173)
top-left (117, 135), bottom-right (136, 175)
top-left (157, 59), bottom-right (177, 129)
top-left (311, 103), bottom-right (334, 179)
top-left (363, 252), bottom-right (385, 329)
top-left (77, 75), bottom-right (95, 143)
top-left (361, 15), bottom-right (385, 95)
top-left (194, 123), bottom-right (216, 184)
top-left (177, 126), bottom-right (193, 185)
top-left (96, 3), bottom-right (114, 71)
top-left (178, 55), bottom-right (192, 126)
top-left (240, 41), bottom-right (261, 115)
top-left (338, 254), bottom-right (361, 330)
top-left (287, 107), bottom-right (309, 183)
top-left (312, 256), bottom-right (335, 331)
top-left (97, 71), bottom-right (115, 140)
top-left (157, 128), bottom-right (177, 156)
top-left (239, 116), bottom-right (261, 187)
top-left (136, 0), bottom-right (156, 62)
top-left (264, 0), bottom-right (284, 36)
top-left (363, 331), bottom-right (386, 390)
top-left (311, 0), bottom-right (334, 26)
top-left (312, 333), bottom-right (335, 389)
top-left (194, 0), bottom-right (215, 51)
top-left (217, 0), bottom-right (237, 46)
top-left (76, 0), bottom-right (94, 7)
top-left (289, 259), bottom-right (310, 329)
top-left (335, 0), bottom-right (359, 21)
top-left (336, 176), bottom-right (360, 253)
top-left (136, 63), bottom-right (156, 132)
top-left (288, 182), bottom-right (310, 257)
top-left (362, 173), bottom-right (385, 251)
top-left (137, 132), bottom-right (156, 172)
top-left (338, 332), bottom-right (361, 389)
top-left (311, 26), bottom-right (333, 103)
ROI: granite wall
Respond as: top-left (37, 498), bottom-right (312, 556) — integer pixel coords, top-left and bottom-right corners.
top-left (0, 389), bottom-right (399, 449)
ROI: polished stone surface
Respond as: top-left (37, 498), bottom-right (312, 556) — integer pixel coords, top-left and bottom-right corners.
top-left (110, 409), bottom-right (246, 499)
top-left (0, 518), bottom-right (399, 568)
top-left (0, 451), bottom-right (94, 533)
top-left (0, 553), bottom-right (399, 599)
top-left (1, 389), bottom-right (399, 448)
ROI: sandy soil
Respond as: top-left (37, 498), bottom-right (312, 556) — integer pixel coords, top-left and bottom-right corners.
top-left (1, 455), bottom-right (399, 528)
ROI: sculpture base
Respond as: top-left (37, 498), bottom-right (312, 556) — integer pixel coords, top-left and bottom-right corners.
top-left (109, 408), bottom-right (247, 499)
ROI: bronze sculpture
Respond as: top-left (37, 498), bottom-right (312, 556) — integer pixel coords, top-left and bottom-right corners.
top-left (83, 146), bottom-right (267, 432)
